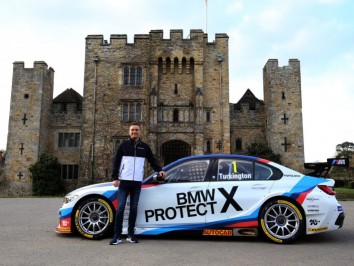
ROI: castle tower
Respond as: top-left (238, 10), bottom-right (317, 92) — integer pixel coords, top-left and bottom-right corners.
top-left (263, 59), bottom-right (304, 171)
top-left (5, 61), bottom-right (54, 193)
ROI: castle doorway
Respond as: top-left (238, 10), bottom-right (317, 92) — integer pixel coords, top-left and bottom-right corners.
top-left (162, 140), bottom-right (191, 166)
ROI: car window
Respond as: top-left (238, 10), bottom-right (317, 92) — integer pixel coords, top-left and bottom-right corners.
top-left (255, 162), bottom-right (283, 180)
top-left (167, 160), bottom-right (210, 183)
top-left (217, 159), bottom-right (253, 181)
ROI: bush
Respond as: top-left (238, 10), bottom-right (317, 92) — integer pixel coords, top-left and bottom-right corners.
top-left (29, 154), bottom-right (64, 196)
top-left (246, 143), bottom-right (281, 164)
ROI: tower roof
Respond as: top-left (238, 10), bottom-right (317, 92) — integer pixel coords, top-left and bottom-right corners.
top-left (233, 89), bottom-right (263, 110)
top-left (53, 88), bottom-right (83, 104)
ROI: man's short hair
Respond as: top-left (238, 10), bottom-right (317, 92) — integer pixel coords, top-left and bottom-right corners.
top-left (130, 122), bottom-right (141, 128)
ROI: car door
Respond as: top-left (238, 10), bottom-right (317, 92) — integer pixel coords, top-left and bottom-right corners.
top-left (136, 159), bottom-right (212, 228)
top-left (205, 158), bottom-right (276, 225)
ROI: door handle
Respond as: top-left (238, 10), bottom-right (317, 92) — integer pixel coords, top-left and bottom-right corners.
top-left (251, 184), bottom-right (267, 189)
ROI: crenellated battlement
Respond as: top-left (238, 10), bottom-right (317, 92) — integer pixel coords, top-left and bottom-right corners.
top-left (264, 59), bottom-right (300, 72)
top-left (86, 29), bottom-right (228, 47)
top-left (13, 61), bottom-right (55, 77)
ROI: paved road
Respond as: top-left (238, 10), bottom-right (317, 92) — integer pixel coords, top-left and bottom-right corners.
top-left (0, 198), bottom-right (353, 266)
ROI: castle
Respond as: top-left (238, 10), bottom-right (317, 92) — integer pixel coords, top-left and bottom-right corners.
top-left (3, 29), bottom-right (304, 194)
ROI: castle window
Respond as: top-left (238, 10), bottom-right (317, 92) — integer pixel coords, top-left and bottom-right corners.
top-left (190, 57), bottom-right (194, 74)
top-left (123, 66), bottom-right (143, 86)
top-left (182, 57), bottom-right (187, 73)
top-left (282, 91), bottom-right (286, 100)
top-left (236, 138), bottom-right (242, 151)
top-left (61, 164), bottom-right (79, 179)
top-left (206, 140), bottom-right (212, 154)
top-left (173, 109), bottom-right (179, 122)
top-left (113, 139), bottom-right (125, 154)
top-left (58, 133), bottom-right (80, 147)
top-left (61, 103), bottom-right (67, 112)
top-left (205, 110), bottom-right (211, 122)
top-left (137, 67), bottom-right (142, 85)
top-left (123, 67), bottom-right (129, 85)
top-left (174, 84), bottom-right (178, 94)
top-left (166, 57), bottom-right (171, 73)
top-left (174, 58), bottom-right (178, 73)
top-left (130, 67), bottom-right (136, 85)
top-left (158, 58), bottom-right (163, 74)
top-left (122, 102), bottom-right (142, 122)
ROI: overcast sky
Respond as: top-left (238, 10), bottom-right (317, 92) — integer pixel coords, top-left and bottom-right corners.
top-left (0, 0), bottom-right (353, 162)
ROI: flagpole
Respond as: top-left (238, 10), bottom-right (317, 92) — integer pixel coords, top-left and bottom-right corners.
top-left (205, 0), bottom-right (208, 33)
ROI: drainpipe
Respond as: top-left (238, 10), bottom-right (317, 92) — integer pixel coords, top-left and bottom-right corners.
top-left (91, 55), bottom-right (100, 182)
top-left (218, 53), bottom-right (224, 152)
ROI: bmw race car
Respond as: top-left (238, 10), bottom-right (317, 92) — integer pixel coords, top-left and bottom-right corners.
top-left (56, 154), bottom-right (345, 244)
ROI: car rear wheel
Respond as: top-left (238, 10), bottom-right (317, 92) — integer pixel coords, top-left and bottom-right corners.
top-left (74, 197), bottom-right (114, 239)
top-left (260, 199), bottom-right (304, 244)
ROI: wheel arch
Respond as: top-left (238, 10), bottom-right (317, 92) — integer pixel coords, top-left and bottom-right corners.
top-left (258, 195), bottom-right (307, 241)
top-left (258, 196), bottom-right (306, 220)
top-left (70, 194), bottom-right (116, 234)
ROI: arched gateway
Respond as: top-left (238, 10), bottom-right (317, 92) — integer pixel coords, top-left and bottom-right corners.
top-left (161, 140), bottom-right (191, 166)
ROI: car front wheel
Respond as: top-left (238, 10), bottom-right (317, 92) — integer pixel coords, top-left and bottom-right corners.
top-left (260, 199), bottom-right (304, 244)
top-left (74, 197), bottom-right (114, 239)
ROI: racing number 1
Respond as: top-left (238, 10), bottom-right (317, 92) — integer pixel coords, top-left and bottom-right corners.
top-left (232, 161), bottom-right (237, 173)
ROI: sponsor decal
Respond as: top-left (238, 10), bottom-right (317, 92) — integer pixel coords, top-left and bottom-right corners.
top-left (327, 158), bottom-right (349, 167)
top-left (57, 218), bottom-right (71, 232)
top-left (283, 174), bottom-right (301, 177)
top-left (307, 209), bottom-right (319, 213)
top-left (60, 218), bottom-right (71, 228)
top-left (308, 227), bottom-right (328, 232)
top-left (203, 229), bottom-right (233, 236)
top-left (145, 186), bottom-right (242, 222)
top-left (309, 219), bottom-right (320, 225)
top-left (307, 205), bottom-right (319, 208)
top-left (306, 197), bottom-right (320, 202)
top-left (218, 173), bottom-right (252, 180)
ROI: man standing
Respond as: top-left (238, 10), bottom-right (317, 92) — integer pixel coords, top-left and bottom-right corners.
top-left (109, 122), bottom-right (166, 245)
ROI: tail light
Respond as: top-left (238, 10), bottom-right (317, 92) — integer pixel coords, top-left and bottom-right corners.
top-left (318, 185), bottom-right (336, 195)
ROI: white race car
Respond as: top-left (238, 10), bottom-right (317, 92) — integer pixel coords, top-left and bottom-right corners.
top-left (56, 154), bottom-right (345, 244)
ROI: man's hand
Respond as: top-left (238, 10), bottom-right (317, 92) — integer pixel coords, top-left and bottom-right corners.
top-left (159, 171), bottom-right (167, 179)
top-left (112, 180), bottom-right (119, 187)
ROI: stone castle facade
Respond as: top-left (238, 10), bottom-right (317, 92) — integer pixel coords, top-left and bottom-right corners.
top-left (3, 29), bottom-right (304, 194)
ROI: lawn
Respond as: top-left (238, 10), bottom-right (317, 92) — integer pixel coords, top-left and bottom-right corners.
top-left (335, 187), bottom-right (354, 200)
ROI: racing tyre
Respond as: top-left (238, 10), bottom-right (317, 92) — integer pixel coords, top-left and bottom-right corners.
top-left (74, 197), bottom-right (114, 239)
top-left (260, 199), bottom-right (304, 244)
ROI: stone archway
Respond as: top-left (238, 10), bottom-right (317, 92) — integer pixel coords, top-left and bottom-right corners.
top-left (162, 140), bottom-right (191, 166)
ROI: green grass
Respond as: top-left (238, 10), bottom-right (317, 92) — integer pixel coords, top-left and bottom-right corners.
top-left (335, 187), bottom-right (354, 194)
top-left (334, 187), bottom-right (354, 201)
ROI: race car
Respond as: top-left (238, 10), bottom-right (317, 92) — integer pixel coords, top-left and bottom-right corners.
top-left (56, 154), bottom-right (345, 244)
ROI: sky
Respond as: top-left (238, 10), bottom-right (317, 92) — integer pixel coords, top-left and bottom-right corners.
top-left (0, 0), bottom-right (353, 163)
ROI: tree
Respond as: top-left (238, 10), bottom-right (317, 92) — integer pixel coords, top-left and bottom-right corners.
top-left (331, 141), bottom-right (354, 180)
top-left (336, 141), bottom-right (354, 159)
top-left (246, 143), bottom-right (281, 164)
top-left (29, 153), bottom-right (63, 196)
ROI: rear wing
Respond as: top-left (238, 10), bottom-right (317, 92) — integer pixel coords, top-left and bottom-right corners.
top-left (304, 158), bottom-right (349, 177)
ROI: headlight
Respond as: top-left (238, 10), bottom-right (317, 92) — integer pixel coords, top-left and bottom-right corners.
top-left (64, 194), bottom-right (79, 204)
